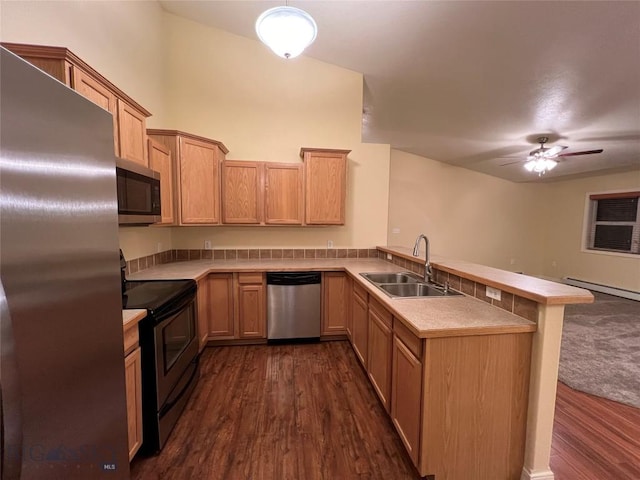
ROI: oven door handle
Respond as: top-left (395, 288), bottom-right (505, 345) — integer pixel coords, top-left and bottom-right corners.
top-left (155, 292), bottom-right (195, 323)
top-left (158, 356), bottom-right (199, 417)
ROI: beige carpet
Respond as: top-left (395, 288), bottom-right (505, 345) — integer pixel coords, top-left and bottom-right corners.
top-left (559, 291), bottom-right (640, 408)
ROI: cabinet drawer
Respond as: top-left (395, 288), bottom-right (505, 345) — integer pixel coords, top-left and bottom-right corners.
top-left (353, 281), bottom-right (368, 302)
top-left (369, 297), bottom-right (392, 329)
top-left (238, 272), bottom-right (263, 284)
top-left (123, 323), bottom-right (139, 357)
top-left (394, 319), bottom-right (423, 360)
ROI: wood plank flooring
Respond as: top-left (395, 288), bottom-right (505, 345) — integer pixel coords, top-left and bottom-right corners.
top-left (131, 341), bottom-right (640, 480)
top-left (131, 341), bottom-right (419, 480)
top-left (550, 382), bottom-right (640, 480)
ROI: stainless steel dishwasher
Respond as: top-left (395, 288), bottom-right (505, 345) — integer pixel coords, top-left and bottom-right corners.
top-left (267, 272), bottom-right (322, 341)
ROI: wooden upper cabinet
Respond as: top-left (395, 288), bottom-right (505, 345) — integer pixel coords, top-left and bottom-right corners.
top-left (222, 161), bottom-right (263, 224)
top-left (1, 43), bottom-right (151, 165)
top-left (147, 130), bottom-right (229, 226)
top-left (148, 138), bottom-right (174, 225)
top-left (300, 148), bottom-right (350, 225)
top-left (72, 67), bottom-right (119, 154)
top-left (117, 99), bottom-right (148, 166)
top-left (180, 137), bottom-right (221, 224)
top-left (264, 163), bottom-right (304, 225)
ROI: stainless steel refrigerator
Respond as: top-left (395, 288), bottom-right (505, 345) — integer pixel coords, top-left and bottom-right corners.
top-left (0, 48), bottom-right (130, 479)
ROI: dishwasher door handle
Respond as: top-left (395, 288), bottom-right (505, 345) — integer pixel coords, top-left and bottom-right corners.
top-left (266, 272), bottom-right (321, 286)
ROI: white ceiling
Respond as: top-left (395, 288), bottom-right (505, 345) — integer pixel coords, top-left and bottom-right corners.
top-left (159, 0), bottom-right (640, 183)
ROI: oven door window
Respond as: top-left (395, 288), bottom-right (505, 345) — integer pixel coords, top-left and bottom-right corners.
top-left (162, 303), bottom-right (195, 374)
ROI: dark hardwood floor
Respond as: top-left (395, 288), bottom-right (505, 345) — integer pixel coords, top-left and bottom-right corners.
top-left (551, 382), bottom-right (640, 480)
top-left (131, 341), bottom-right (640, 480)
top-left (131, 341), bottom-right (419, 480)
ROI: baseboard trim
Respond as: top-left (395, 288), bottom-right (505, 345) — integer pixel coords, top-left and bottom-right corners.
top-left (520, 467), bottom-right (555, 480)
top-left (564, 277), bottom-right (640, 301)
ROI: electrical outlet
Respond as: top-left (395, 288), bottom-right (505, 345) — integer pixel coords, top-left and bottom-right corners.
top-left (551, 260), bottom-right (557, 268)
top-left (510, 258), bottom-right (516, 265)
top-left (486, 286), bottom-right (502, 301)
top-left (204, 240), bottom-right (212, 250)
top-left (157, 242), bottom-right (163, 253)
top-left (327, 240), bottom-right (334, 248)
top-left (386, 253), bottom-right (392, 260)
top-left (391, 227), bottom-right (400, 234)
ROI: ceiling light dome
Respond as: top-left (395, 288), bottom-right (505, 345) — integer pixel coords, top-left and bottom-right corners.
top-left (255, 6), bottom-right (317, 59)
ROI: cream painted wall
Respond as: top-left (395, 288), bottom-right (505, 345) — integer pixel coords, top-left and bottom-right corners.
top-left (163, 14), bottom-right (390, 249)
top-left (0, 0), bottom-right (171, 260)
top-left (1, 5), bottom-right (389, 257)
top-left (542, 170), bottom-right (640, 291)
top-left (388, 149), bottom-right (546, 274)
top-left (0, 0), bottom-right (167, 126)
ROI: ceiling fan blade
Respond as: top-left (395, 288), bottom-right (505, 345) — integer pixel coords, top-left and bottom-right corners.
top-left (543, 145), bottom-right (568, 157)
top-left (500, 159), bottom-right (523, 166)
top-left (558, 149), bottom-right (604, 157)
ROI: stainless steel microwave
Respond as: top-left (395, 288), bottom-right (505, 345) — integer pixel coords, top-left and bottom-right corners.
top-left (116, 158), bottom-right (161, 225)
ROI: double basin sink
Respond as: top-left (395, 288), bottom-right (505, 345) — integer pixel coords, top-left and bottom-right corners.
top-left (360, 272), bottom-right (463, 298)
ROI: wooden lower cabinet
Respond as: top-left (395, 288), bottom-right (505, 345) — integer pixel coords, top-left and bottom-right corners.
top-left (123, 318), bottom-right (143, 461)
top-left (419, 333), bottom-right (532, 479)
top-left (197, 274), bottom-right (235, 346)
top-left (347, 278), bottom-right (533, 479)
top-left (196, 277), bottom-right (210, 351)
top-left (345, 276), bottom-right (353, 341)
top-left (366, 298), bottom-right (393, 412)
top-left (198, 272), bottom-right (265, 343)
top-left (391, 331), bottom-right (422, 466)
top-left (236, 273), bottom-right (266, 339)
top-left (322, 272), bottom-right (349, 336)
top-left (351, 284), bottom-right (368, 366)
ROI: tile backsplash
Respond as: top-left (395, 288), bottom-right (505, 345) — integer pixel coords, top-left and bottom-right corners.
top-left (126, 246), bottom-right (539, 324)
top-left (126, 248), bottom-right (381, 275)
top-left (381, 250), bottom-right (539, 323)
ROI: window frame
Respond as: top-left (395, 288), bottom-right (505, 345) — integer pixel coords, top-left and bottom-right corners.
top-left (582, 190), bottom-right (640, 257)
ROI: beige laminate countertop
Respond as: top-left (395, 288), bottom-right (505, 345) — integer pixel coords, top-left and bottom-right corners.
top-left (128, 258), bottom-right (536, 338)
top-left (379, 246), bottom-right (594, 306)
top-left (123, 309), bottom-right (146, 329)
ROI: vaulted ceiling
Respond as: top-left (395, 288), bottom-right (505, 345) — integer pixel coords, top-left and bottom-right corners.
top-left (160, 1), bottom-right (640, 183)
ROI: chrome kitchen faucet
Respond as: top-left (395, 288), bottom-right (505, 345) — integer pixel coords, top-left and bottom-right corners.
top-left (413, 234), bottom-right (433, 283)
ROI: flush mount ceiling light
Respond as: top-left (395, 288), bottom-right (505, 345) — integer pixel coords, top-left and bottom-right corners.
top-left (255, 6), bottom-right (317, 59)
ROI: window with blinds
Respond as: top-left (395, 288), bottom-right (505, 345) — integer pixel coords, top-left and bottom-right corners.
top-left (586, 191), bottom-right (640, 254)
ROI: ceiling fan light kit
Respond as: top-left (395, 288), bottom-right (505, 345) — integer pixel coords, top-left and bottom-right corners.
top-left (519, 136), bottom-right (603, 177)
top-left (524, 157), bottom-right (558, 175)
top-left (255, 6), bottom-right (317, 59)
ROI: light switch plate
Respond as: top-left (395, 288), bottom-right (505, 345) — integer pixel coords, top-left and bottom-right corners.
top-left (486, 286), bottom-right (502, 301)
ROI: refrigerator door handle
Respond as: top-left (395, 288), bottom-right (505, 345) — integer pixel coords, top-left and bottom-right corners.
top-left (0, 281), bottom-right (22, 480)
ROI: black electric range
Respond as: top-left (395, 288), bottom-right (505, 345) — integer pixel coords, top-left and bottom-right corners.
top-left (122, 279), bottom-right (197, 319)
top-left (119, 250), bottom-right (200, 455)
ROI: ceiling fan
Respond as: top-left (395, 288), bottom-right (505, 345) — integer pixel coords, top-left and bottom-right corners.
top-left (502, 136), bottom-right (604, 175)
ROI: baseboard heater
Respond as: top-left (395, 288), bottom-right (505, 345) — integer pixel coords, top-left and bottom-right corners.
top-left (564, 277), bottom-right (640, 302)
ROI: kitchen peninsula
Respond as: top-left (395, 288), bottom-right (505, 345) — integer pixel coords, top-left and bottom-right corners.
top-left (128, 246), bottom-right (592, 480)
